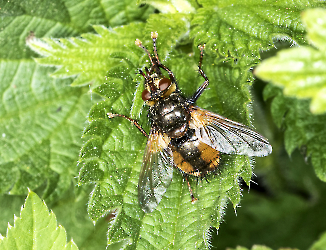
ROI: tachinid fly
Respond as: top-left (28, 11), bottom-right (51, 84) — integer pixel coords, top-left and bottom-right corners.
top-left (108, 32), bottom-right (272, 213)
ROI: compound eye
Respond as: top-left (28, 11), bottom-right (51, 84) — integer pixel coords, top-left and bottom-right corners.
top-left (159, 78), bottom-right (171, 91)
top-left (142, 89), bottom-right (151, 101)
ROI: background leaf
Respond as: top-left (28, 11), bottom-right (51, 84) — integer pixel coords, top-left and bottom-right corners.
top-left (0, 0), bottom-right (123, 248)
top-left (27, 23), bottom-right (146, 88)
top-left (310, 231), bottom-right (326, 250)
top-left (254, 8), bottom-right (326, 182)
top-left (262, 84), bottom-right (326, 182)
top-left (0, 190), bottom-right (78, 250)
top-left (254, 8), bottom-right (326, 114)
top-left (302, 8), bottom-right (326, 50)
top-left (139, 0), bottom-right (196, 13)
top-left (214, 149), bottom-right (326, 249)
top-left (191, 0), bottom-right (326, 65)
top-left (0, 60), bottom-right (92, 201)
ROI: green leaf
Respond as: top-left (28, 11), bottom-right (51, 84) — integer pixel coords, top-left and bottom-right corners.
top-left (255, 8), bottom-right (326, 114)
top-left (263, 84), bottom-right (326, 182)
top-left (227, 246), bottom-right (273, 250)
top-left (144, 13), bottom-right (193, 57)
top-left (0, 0), bottom-right (108, 202)
top-left (302, 8), bottom-right (326, 51)
top-left (102, 0), bottom-right (154, 26)
top-left (27, 24), bottom-right (145, 88)
top-left (255, 46), bottom-right (326, 114)
top-left (190, 0), bottom-right (326, 65)
top-left (0, 187), bottom-right (107, 249)
top-left (214, 147), bottom-right (326, 249)
top-left (309, 231), bottom-right (326, 250)
top-left (0, 190), bottom-right (78, 250)
top-left (139, 0), bottom-right (196, 13)
top-left (0, 0), bottom-right (109, 60)
top-left (0, 60), bottom-right (92, 200)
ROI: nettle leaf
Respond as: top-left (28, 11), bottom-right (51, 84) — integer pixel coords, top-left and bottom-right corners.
top-left (49, 185), bottom-right (108, 249)
top-left (0, 0), bottom-right (76, 60)
top-left (263, 84), bottom-right (326, 182)
top-left (190, 0), bottom-right (326, 65)
top-left (109, 0), bottom-right (158, 26)
top-left (100, 0), bottom-right (154, 26)
top-left (255, 8), bottom-right (326, 114)
top-left (0, 190), bottom-right (78, 250)
top-left (144, 13), bottom-right (193, 58)
top-left (0, 0), bottom-right (126, 60)
top-left (139, 0), bottom-right (196, 13)
top-left (310, 231), bottom-right (326, 250)
top-left (53, 21), bottom-right (256, 247)
top-left (0, 60), bottom-right (91, 201)
top-left (303, 8), bottom-right (326, 50)
top-left (227, 246), bottom-right (273, 250)
top-left (27, 23), bottom-right (146, 88)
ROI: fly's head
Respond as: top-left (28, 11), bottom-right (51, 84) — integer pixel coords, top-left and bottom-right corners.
top-left (135, 32), bottom-right (177, 106)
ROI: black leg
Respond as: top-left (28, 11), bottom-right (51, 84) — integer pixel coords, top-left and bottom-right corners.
top-left (184, 175), bottom-right (198, 203)
top-left (189, 45), bottom-right (209, 104)
top-left (138, 69), bottom-right (149, 81)
top-left (159, 64), bottom-right (176, 83)
top-left (107, 113), bottom-right (148, 138)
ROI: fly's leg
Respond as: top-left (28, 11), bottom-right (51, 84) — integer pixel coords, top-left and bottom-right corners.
top-left (107, 113), bottom-right (148, 138)
top-left (184, 175), bottom-right (198, 203)
top-left (189, 45), bottom-right (209, 104)
top-left (159, 64), bottom-right (177, 83)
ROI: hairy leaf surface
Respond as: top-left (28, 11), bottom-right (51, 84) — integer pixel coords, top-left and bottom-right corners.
top-left (190, 0), bottom-right (326, 65)
top-left (263, 84), bottom-right (326, 182)
top-left (0, 191), bottom-right (78, 250)
top-left (0, 60), bottom-right (91, 200)
top-left (255, 8), bottom-right (326, 114)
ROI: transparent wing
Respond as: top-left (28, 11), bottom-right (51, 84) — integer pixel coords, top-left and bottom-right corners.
top-left (190, 106), bottom-right (272, 157)
top-left (138, 127), bottom-right (174, 213)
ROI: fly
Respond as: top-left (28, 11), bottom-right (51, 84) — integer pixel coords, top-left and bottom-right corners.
top-left (108, 32), bottom-right (272, 213)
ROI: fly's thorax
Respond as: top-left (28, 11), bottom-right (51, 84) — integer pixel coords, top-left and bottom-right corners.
top-left (149, 93), bottom-right (190, 138)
